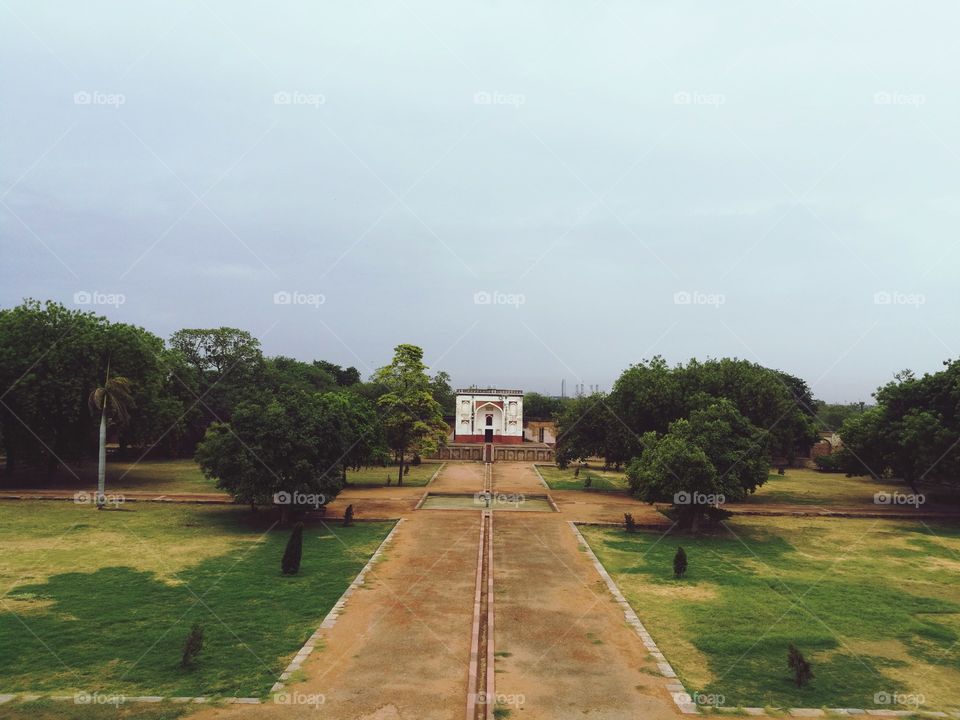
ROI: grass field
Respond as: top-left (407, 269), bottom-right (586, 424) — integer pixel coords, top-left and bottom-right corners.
top-left (537, 464), bottom-right (945, 510)
top-left (0, 501), bottom-right (393, 698)
top-left (536, 465), bottom-right (629, 491)
top-left (1, 458), bottom-right (217, 494)
top-left (346, 462), bottom-right (440, 487)
top-left (0, 699), bottom-right (188, 720)
top-left (581, 518), bottom-right (960, 710)
top-left (746, 468), bottom-right (919, 507)
top-left (1, 457), bottom-right (441, 494)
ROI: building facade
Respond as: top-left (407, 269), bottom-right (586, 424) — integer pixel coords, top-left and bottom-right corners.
top-left (453, 388), bottom-right (524, 444)
top-left (523, 419), bottom-right (557, 445)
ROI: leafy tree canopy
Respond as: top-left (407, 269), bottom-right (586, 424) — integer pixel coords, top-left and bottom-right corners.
top-left (372, 344), bottom-right (448, 483)
top-left (837, 360), bottom-right (960, 492)
top-left (195, 389), bottom-right (366, 518)
top-left (627, 399), bottom-right (770, 530)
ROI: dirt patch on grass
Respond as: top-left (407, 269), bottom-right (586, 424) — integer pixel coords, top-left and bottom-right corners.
top-left (1, 595), bottom-right (56, 614)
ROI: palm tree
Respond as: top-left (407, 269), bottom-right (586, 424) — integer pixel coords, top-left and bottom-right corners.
top-left (88, 362), bottom-right (134, 509)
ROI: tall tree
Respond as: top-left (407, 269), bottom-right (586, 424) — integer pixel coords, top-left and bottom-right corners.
top-left (429, 370), bottom-right (455, 414)
top-left (313, 360), bottom-right (361, 387)
top-left (523, 392), bottom-right (569, 419)
top-left (838, 360), bottom-right (960, 493)
top-left (169, 328), bottom-right (264, 448)
top-left (372, 344), bottom-right (448, 485)
top-left (627, 399), bottom-right (770, 530)
top-left (88, 363), bottom-right (134, 507)
top-left (195, 390), bottom-right (348, 522)
top-left (555, 393), bottom-right (611, 467)
top-left (0, 300), bottom-right (168, 478)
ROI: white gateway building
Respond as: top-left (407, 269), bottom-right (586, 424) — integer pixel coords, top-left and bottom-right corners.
top-left (453, 388), bottom-right (523, 445)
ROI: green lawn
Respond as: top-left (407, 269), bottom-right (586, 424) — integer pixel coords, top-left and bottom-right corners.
top-left (346, 462), bottom-right (440, 487)
top-left (0, 501), bottom-right (393, 698)
top-left (581, 518), bottom-right (960, 710)
top-left (1, 457), bottom-right (443, 493)
top-left (536, 465), bottom-right (629, 491)
top-left (1, 457), bottom-right (218, 495)
top-left (745, 468), bottom-right (918, 507)
top-left (0, 699), bottom-right (188, 720)
top-left (537, 464), bottom-right (949, 509)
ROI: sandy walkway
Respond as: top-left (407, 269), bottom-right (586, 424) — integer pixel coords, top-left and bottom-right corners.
top-left (489, 463), bottom-right (677, 720)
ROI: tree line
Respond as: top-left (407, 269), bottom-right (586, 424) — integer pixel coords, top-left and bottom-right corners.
top-left (0, 300), bottom-right (449, 516)
top-left (554, 355), bottom-right (959, 527)
top-left (835, 363), bottom-right (960, 492)
top-left (553, 356), bottom-right (820, 529)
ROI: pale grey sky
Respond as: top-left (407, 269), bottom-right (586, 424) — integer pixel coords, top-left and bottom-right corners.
top-left (2, 1), bottom-right (958, 402)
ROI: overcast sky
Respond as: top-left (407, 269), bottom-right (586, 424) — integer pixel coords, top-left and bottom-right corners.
top-left (2, 1), bottom-right (958, 402)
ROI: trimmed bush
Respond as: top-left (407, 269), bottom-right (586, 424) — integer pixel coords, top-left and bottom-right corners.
top-left (180, 623), bottom-right (204, 668)
top-left (281, 522), bottom-right (304, 575)
top-left (624, 513), bottom-right (636, 532)
top-left (343, 504), bottom-right (354, 527)
top-left (787, 644), bottom-right (813, 687)
top-left (673, 546), bottom-right (688, 578)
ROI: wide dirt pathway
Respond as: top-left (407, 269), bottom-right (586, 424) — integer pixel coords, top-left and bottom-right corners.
top-left (173, 461), bottom-right (682, 720)
top-left (193, 465), bottom-right (485, 720)
top-left (491, 463), bottom-right (676, 720)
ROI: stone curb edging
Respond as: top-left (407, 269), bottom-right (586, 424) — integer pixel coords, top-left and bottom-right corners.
top-left (569, 521), bottom-right (960, 718)
top-left (531, 464), bottom-right (550, 489)
top-left (270, 517), bottom-right (404, 694)
top-left (484, 510), bottom-right (495, 720)
top-left (530, 465), bottom-right (560, 510)
top-left (465, 511), bottom-right (489, 720)
top-left (426, 462), bottom-right (446, 485)
top-left (567, 522), bottom-right (694, 713)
